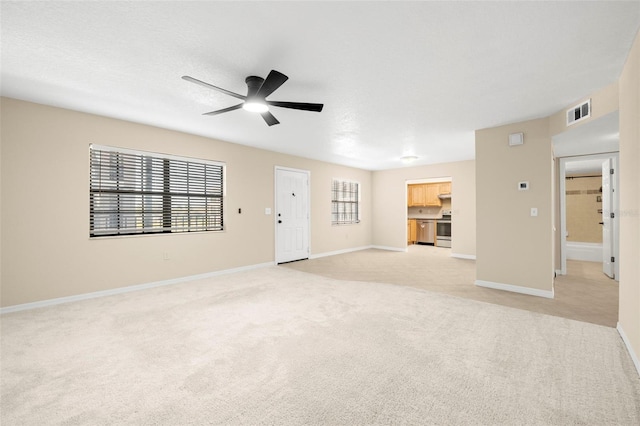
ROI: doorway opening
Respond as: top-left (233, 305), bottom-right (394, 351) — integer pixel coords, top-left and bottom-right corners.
top-left (552, 111), bottom-right (620, 326)
top-left (553, 111), bottom-right (620, 280)
top-left (406, 177), bottom-right (452, 248)
top-left (558, 154), bottom-right (619, 280)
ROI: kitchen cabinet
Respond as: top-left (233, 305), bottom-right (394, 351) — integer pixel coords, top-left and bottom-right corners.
top-left (408, 185), bottom-right (425, 207)
top-left (439, 182), bottom-right (451, 195)
top-left (424, 184), bottom-right (441, 207)
top-left (408, 182), bottom-right (452, 207)
top-left (408, 184), bottom-right (442, 207)
top-left (407, 219), bottom-right (417, 244)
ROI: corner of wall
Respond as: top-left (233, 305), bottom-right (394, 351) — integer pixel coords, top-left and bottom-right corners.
top-left (475, 117), bottom-right (554, 293)
top-left (617, 27), bottom-right (640, 377)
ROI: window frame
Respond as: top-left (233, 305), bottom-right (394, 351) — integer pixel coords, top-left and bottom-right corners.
top-left (89, 144), bottom-right (226, 238)
top-left (331, 178), bottom-right (361, 226)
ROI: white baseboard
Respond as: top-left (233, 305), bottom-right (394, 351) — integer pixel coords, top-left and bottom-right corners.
top-left (475, 279), bottom-right (554, 299)
top-left (309, 245), bottom-right (412, 259)
top-left (617, 323), bottom-right (640, 377)
top-left (309, 245), bottom-right (374, 259)
top-left (371, 245), bottom-right (408, 252)
top-left (452, 253), bottom-right (476, 260)
top-left (566, 242), bottom-right (602, 262)
top-left (0, 262), bottom-right (274, 315)
top-left (555, 269), bottom-right (564, 276)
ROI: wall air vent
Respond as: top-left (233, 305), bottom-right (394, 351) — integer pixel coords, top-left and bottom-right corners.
top-left (566, 99), bottom-right (591, 126)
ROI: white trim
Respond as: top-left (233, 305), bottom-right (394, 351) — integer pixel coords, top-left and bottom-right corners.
top-left (406, 176), bottom-right (452, 185)
top-left (309, 245), bottom-right (373, 259)
top-left (617, 323), bottom-right (640, 377)
top-left (309, 245), bottom-right (410, 258)
top-left (566, 241), bottom-right (602, 262)
top-left (559, 157), bottom-right (568, 276)
top-left (558, 153), bottom-right (619, 278)
top-left (451, 253), bottom-right (476, 260)
top-left (371, 245), bottom-right (408, 252)
top-left (0, 262), bottom-right (273, 315)
top-left (555, 269), bottom-right (564, 276)
top-left (475, 280), bottom-right (555, 299)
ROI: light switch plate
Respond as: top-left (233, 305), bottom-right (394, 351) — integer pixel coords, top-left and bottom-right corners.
top-left (265, 208), bottom-right (272, 215)
top-left (531, 207), bottom-right (538, 217)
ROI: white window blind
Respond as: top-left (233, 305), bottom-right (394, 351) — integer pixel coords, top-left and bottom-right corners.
top-left (90, 145), bottom-right (225, 237)
top-left (332, 179), bottom-right (360, 225)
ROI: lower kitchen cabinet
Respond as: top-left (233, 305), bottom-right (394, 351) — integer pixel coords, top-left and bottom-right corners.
top-left (407, 219), bottom-right (417, 244)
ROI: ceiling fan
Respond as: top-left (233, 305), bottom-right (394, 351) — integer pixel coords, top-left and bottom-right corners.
top-left (182, 70), bottom-right (324, 126)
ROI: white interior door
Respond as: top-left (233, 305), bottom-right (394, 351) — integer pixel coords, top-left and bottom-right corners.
top-left (601, 158), bottom-right (614, 278)
top-left (275, 168), bottom-right (310, 264)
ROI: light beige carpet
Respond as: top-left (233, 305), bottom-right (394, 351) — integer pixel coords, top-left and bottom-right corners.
top-left (283, 246), bottom-right (619, 327)
top-left (2, 266), bottom-right (639, 425)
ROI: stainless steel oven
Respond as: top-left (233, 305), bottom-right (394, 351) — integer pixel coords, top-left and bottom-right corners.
top-left (436, 210), bottom-right (452, 248)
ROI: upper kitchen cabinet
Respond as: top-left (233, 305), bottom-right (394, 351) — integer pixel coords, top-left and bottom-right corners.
top-left (424, 184), bottom-right (441, 206)
top-left (408, 183), bottom-right (445, 207)
top-left (408, 184), bottom-right (426, 206)
top-left (438, 182), bottom-right (451, 195)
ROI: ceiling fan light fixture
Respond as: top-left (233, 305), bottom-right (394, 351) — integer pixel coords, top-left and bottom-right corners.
top-left (243, 99), bottom-right (269, 113)
top-left (401, 155), bottom-right (418, 163)
top-left (183, 70), bottom-right (323, 126)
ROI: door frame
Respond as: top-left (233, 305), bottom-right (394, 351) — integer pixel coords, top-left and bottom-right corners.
top-left (274, 166), bottom-right (311, 264)
top-left (406, 177), bottom-right (452, 248)
top-left (558, 153), bottom-right (619, 278)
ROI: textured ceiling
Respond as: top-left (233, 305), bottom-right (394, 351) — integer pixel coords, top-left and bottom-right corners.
top-left (2, 1), bottom-right (639, 170)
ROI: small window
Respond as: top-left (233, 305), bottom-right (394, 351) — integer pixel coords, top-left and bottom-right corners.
top-left (332, 179), bottom-right (360, 225)
top-left (90, 145), bottom-right (225, 237)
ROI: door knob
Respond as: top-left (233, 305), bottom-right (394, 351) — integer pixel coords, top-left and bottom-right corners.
top-left (278, 220), bottom-right (282, 224)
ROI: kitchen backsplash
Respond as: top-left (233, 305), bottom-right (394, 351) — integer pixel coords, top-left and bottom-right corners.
top-left (408, 199), bottom-right (452, 219)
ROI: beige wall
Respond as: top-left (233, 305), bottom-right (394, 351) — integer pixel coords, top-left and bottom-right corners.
top-left (551, 83), bottom-right (621, 269)
top-left (372, 160), bottom-right (476, 257)
top-left (618, 29), bottom-right (640, 370)
top-left (0, 98), bottom-right (372, 307)
top-left (475, 118), bottom-right (554, 293)
top-left (549, 81), bottom-right (619, 137)
top-left (548, 29), bottom-right (640, 369)
top-left (565, 176), bottom-right (603, 243)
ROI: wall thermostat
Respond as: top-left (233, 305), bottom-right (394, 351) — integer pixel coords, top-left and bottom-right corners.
top-left (518, 181), bottom-right (529, 191)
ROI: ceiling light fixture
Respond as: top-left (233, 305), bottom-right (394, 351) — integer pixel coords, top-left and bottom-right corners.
top-left (242, 99), bottom-right (269, 113)
top-left (401, 155), bottom-right (418, 163)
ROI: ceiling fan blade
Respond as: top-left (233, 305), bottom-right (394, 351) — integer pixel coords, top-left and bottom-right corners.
top-left (202, 104), bottom-right (244, 116)
top-left (182, 76), bottom-right (246, 101)
top-left (267, 100), bottom-right (324, 112)
top-left (260, 111), bottom-right (280, 126)
top-left (256, 70), bottom-right (288, 99)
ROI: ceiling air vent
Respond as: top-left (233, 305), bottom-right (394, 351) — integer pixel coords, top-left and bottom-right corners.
top-left (566, 99), bottom-right (591, 126)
